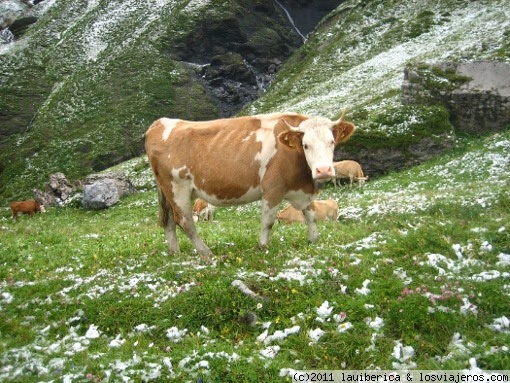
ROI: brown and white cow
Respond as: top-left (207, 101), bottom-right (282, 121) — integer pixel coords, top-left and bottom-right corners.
top-left (10, 200), bottom-right (44, 220)
top-left (192, 198), bottom-right (215, 222)
top-left (277, 199), bottom-right (339, 224)
top-left (145, 112), bottom-right (355, 255)
top-left (332, 160), bottom-right (368, 188)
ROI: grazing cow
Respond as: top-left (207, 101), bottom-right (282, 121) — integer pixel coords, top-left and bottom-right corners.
top-left (277, 199), bottom-right (338, 224)
top-left (10, 200), bottom-right (44, 220)
top-left (145, 111), bottom-right (355, 255)
top-left (332, 160), bottom-right (368, 188)
top-left (192, 198), bottom-right (216, 222)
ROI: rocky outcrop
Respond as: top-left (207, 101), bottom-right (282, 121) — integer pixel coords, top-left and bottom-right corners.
top-left (402, 61), bottom-right (510, 134)
top-left (33, 171), bottom-right (135, 208)
top-left (0, 0), bottom-right (39, 43)
top-left (334, 134), bottom-right (456, 179)
top-left (169, 0), bottom-right (339, 116)
top-left (34, 172), bottom-right (74, 206)
top-left (80, 172), bottom-right (135, 209)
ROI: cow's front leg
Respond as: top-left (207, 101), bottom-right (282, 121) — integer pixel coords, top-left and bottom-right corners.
top-left (259, 199), bottom-right (279, 248)
top-left (302, 207), bottom-right (319, 243)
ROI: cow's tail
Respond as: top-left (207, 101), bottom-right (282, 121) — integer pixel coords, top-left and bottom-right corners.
top-left (157, 185), bottom-right (172, 227)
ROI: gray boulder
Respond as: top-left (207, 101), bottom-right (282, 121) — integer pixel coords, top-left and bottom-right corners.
top-left (82, 180), bottom-right (119, 210)
top-left (80, 172), bottom-right (136, 198)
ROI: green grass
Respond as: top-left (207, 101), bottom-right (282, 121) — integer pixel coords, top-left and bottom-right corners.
top-left (1, 131), bottom-right (509, 382)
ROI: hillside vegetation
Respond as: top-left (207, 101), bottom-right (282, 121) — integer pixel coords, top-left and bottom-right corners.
top-left (1, 0), bottom-right (509, 203)
top-left (1, 130), bottom-right (509, 382)
top-left (1, 0), bottom-right (510, 381)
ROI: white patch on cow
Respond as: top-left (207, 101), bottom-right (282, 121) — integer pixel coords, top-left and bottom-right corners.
top-left (161, 118), bottom-right (180, 141)
top-left (299, 117), bottom-right (336, 180)
top-left (260, 198), bottom-right (280, 246)
top-left (285, 190), bottom-right (316, 210)
top-left (254, 127), bottom-right (278, 181)
top-left (171, 165), bottom-right (188, 178)
top-left (242, 131), bottom-right (256, 142)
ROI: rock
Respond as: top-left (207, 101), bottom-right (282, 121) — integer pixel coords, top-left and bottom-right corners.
top-left (34, 172), bottom-right (74, 206)
top-left (49, 172), bottom-right (74, 201)
top-left (80, 172), bottom-right (136, 198)
top-left (82, 179), bottom-right (119, 210)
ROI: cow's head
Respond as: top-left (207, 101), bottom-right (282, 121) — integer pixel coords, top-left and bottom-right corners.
top-left (279, 111), bottom-right (356, 181)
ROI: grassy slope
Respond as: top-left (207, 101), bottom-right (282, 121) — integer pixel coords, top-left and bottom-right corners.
top-left (0, 130), bottom-right (509, 382)
top-left (248, 0), bottom-right (510, 116)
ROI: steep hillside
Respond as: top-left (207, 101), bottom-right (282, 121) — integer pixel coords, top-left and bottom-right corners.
top-left (249, 0), bottom-right (510, 115)
top-left (0, 0), bottom-right (305, 203)
top-left (1, 0), bottom-right (509, 206)
top-left (247, 0), bottom-right (510, 173)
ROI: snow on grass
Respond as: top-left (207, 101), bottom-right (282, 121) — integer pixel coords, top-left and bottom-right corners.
top-left (249, 0), bottom-right (510, 118)
top-left (337, 134), bottom-right (510, 221)
top-left (1, 1), bottom-right (509, 380)
top-left (81, 0), bottom-right (176, 62)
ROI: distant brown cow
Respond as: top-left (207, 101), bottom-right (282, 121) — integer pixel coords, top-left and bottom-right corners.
top-left (332, 160), bottom-right (368, 188)
top-left (10, 200), bottom-right (44, 220)
top-left (277, 199), bottom-right (338, 224)
top-left (192, 198), bottom-right (215, 222)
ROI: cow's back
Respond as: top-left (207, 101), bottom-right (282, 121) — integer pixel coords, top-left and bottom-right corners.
top-left (313, 199), bottom-right (338, 221)
top-left (277, 205), bottom-right (306, 223)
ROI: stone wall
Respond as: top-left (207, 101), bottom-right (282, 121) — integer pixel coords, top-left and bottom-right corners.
top-left (401, 61), bottom-right (510, 135)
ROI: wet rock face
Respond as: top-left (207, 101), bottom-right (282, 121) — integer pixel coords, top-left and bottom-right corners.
top-left (168, 0), bottom-right (340, 117)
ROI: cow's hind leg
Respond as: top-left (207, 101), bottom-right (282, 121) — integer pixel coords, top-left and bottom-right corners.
top-left (171, 185), bottom-right (212, 256)
top-left (157, 186), bottom-right (180, 254)
top-left (178, 213), bottom-right (212, 256)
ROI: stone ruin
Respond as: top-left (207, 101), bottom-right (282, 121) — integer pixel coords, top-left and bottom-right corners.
top-left (401, 60), bottom-right (510, 135)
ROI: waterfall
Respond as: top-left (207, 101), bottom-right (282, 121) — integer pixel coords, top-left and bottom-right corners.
top-left (273, 0), bottom-right (307, 42)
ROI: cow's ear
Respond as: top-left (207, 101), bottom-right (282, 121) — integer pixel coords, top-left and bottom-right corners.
top-left (278, 130), bottom-right (303, 149)
top-left (332, 121), bottom-right (356, 144)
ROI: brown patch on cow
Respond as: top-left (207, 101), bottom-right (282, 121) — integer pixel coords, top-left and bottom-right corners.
top-left (146, 117), bottom-right (264, 202)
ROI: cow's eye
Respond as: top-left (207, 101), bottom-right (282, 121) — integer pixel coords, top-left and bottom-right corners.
top-left (303, 144), bottom-right (309, 150)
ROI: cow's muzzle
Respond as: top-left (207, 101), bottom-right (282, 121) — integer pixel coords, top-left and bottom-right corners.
top-left (314, 166), bottom-right (334, 182)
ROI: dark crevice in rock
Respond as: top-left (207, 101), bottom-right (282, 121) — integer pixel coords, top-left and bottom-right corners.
top-left (168, 0), bottom-right (340, 117)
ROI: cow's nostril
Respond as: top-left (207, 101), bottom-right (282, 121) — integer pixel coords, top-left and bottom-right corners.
top-left (316, 166), bottom-right (333, 176)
